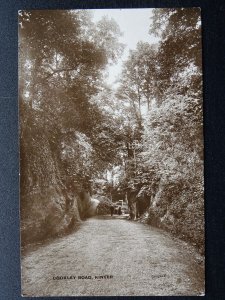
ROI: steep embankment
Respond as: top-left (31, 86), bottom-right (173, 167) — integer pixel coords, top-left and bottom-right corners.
top-left (20, 121), bottom-right (91, 245)
top-left (146, 179), bottom-right (204, 254)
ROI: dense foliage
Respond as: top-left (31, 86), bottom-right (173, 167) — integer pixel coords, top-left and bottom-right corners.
top-left (115, 8), bottom-right (204, 252)
top-left (19, 10), bottom-right (124, 243)
top-left (19, 10), bottom-right (124, 187)
top-left (19, 8), bottom-right (204, 252)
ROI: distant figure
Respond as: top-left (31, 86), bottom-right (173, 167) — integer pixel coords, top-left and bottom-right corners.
top-left (118, 206), bottom-right (122, 215)
top-left (110, 205), bottom-right (114, 216)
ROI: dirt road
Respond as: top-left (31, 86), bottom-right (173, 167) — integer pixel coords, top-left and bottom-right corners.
top-left (21, 215), bottom-right (204, 296)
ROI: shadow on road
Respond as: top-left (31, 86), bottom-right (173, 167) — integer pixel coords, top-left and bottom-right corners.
top-left (21, 221), bottom-right (83, 256)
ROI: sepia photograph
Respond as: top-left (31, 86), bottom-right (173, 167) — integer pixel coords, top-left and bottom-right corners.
top-left (19, 8), bottom-right (205, 296)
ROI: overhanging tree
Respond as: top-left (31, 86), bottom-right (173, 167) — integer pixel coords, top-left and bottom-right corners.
top-left (19, 10), bottom-right (124, 194)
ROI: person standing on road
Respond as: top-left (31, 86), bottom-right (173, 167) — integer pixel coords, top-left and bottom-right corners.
top-left (118, 206), bottom-right (122, 215)
top-left (110, 204), bottom-right (114, 216)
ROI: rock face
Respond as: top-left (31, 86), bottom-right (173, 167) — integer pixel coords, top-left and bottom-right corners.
top-left (20, 187), bottom-right (80, 245)
top-left (20, 126), bottom-right (91, 246)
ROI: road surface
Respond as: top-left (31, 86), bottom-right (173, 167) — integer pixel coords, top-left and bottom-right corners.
top-left (21, 215), bottom-right (204, 296)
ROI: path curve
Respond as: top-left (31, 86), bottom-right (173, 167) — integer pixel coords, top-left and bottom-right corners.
top-left (21, 215), bottom-right (204, 296)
